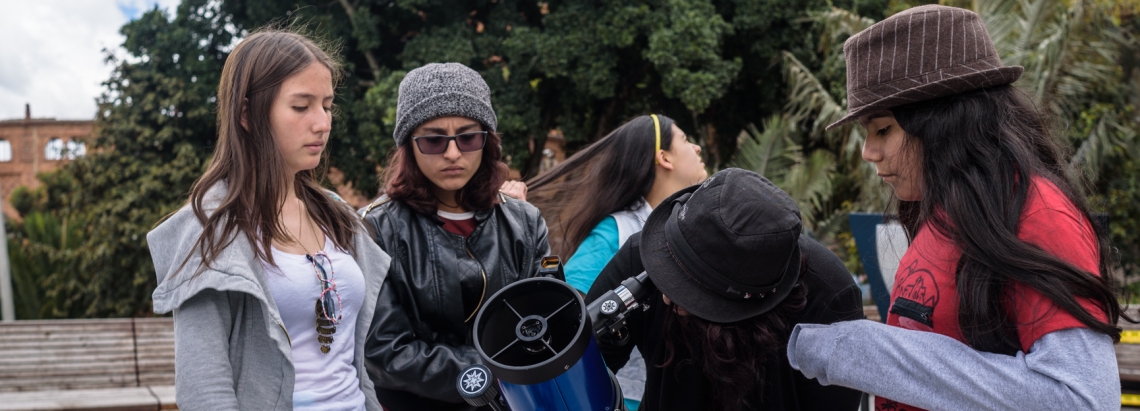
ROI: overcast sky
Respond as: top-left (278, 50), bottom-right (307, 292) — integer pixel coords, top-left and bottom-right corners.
top-left (0, 0), bottom-right (181, 121)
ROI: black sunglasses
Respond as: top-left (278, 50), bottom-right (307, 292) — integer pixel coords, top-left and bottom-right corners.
top-left (412, 131), bottom-right (488, 155)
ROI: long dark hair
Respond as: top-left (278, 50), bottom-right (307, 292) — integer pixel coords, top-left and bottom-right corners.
top-left (526, 115), bottom-right (675, 258)
top-left (660, 260), bottom-right (808, 410)
top-left (382, 130), bottom-right (508, 215)
top-left (186, 29), bottom-right (358, 269)
top-left (890, 85), bottom-right (1126, 354)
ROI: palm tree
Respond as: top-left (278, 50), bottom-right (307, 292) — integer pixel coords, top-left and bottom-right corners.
top-left (980, 0), bottom-right (1137, 182)
top-left (729, 7), bottom-right (882, 241)
top-left (9, 212), bottom-right (84, 319)
top-left (733, 0), bottom-right (1135, 213)
top-left (729, 1), bottom-right (1137, 276)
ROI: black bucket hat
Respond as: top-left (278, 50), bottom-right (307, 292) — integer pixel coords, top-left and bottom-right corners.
top-left (640, 168), bottom-right (803, 323)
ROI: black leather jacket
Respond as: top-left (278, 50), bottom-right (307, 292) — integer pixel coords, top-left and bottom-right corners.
top-left (361, 195), bottom-right (550, 411)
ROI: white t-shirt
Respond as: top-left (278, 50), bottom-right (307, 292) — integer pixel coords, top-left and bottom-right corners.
top-left (263, 239), bottom-right (366, 411)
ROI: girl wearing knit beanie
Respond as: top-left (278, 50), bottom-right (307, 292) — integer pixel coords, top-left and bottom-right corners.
top-left (360, 63), bottom-right (552, 411)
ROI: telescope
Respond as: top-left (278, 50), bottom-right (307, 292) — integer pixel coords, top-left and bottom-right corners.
top-left (455, 256), bottom-right (655, 411)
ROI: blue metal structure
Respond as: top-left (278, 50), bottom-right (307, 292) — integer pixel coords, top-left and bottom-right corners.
top-left (849, 212), bottom-right (890, 322)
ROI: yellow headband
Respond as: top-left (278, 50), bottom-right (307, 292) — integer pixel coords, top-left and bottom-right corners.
top-left (651, 114), bottom-right (662, 165)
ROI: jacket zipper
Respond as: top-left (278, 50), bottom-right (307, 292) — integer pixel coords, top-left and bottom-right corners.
top-left (464, 247), bottom-right (488, 323)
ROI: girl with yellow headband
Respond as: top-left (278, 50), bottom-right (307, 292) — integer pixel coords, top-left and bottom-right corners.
top-left (525, 113), bottom-right (706, 410)
top-left (528, 114), bottom-right (706, 291)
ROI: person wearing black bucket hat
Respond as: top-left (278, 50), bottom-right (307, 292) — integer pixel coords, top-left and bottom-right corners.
top-left (786, 5), bottom-right (1129, 411)
top-left (586, 168), bottom-right (864, 411)
top-left (360, 63), bottom-right (552, 411)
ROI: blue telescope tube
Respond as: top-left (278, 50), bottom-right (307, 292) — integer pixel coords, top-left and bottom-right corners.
top-left (497, 338), bottom-right (617, 411)
top-left (468, 278), bottom-right (623, 411)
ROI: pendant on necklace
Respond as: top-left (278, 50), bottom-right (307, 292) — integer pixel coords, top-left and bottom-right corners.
top-left (315, 300), bottom-right (337, 354)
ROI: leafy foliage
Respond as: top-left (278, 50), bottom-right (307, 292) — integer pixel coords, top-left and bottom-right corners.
top-left (25, 0), bottom-right (232, 317)
top-left (728, 1), bottom-right (1140, 283)
top-left (24, 0), bottom-right (885, 317)
top-left (8, 212), bottom-right (85, 319)
top-left (982, 0), bottom-right (1137, 182)
top-left (20, 0), bottom-right (1138, 316)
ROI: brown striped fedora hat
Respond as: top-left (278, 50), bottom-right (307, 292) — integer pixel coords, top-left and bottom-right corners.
top-left (826, 5), bottom-right (1023, 130)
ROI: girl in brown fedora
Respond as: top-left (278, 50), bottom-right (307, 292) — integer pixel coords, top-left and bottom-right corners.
top-left (787, 5), bottom-right (1128, 411)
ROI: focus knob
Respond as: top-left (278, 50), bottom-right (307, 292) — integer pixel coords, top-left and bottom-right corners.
top-left (457, 364), bottom-right (501, 408)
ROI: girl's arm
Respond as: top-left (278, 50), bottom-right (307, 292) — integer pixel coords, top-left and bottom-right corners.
top-left (787, 320), bottom-right (1119, 411)
top-left (363, 276), bottom-right (484, 402)
top-left (586, 234), bottom-right (645, 372)
top-left (172, 290), bottom-right (242, 411)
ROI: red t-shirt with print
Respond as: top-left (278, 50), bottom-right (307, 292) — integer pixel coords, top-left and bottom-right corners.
top-left (875, 176), bottom-right (1107, 411)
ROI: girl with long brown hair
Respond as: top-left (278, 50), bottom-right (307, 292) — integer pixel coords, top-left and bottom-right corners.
top-left (360, 63), bottom-right (551, 411)
top-left (527, 114), bottom-right (706, 293)
top-left (524, 114), bottom-right (705, 410)
top-left (787, 5), bottom-right (1128, 410)
top-left (148, 29), bottom-right (388, 410)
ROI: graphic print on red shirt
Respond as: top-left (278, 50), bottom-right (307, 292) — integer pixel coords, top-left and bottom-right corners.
top-left (874, 176), bottom-right (1107, 411)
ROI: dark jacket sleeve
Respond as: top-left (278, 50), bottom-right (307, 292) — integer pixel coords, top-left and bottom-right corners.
top-left (587, 233), bottom-right (645, 373)
top-left (361, 207), bottom-right (482, 403)
top-left (364, 274), bottom-right (483, 402)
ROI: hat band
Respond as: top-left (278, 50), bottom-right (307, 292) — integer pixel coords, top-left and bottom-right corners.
top-left (663, 200), bottom-right (778, 301)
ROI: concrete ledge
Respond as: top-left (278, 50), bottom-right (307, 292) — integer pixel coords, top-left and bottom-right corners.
top-left (0, 386), bottom-right (176, 411)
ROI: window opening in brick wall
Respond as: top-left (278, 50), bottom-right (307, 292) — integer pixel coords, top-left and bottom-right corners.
top-left (65, 140), bottom-right (86, 159)
top-left (45, 138), bottom-right (64, 161)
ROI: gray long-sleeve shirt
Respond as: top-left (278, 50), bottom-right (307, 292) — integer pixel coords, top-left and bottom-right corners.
top-left (787, 320), bottom-right (1119, 410)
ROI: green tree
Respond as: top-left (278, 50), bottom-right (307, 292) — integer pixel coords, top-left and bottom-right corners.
top-left (730, 0), bottom-right (1139, 279)
top-left (980, 0), bottom-right (1137, 182)
top-left (223, 0), bottom-right (888, 182)
top-left (28, 0), bottom-right (892, 317)
top-left (33, 0), bottom-right (233, 317)
top-left (8, 211), bottom-right (85, 319)
top-left (728, 6), bottom-right (885, 264)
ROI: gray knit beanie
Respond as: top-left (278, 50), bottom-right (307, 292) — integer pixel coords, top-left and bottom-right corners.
top-left (393, 62), bottom-right (498, 146)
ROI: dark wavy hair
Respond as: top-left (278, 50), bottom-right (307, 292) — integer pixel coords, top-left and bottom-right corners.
top-left (526, 115), bottom-right (676, 258)
top-left (382, 130), bottom-right (508, 214)
top-left (889, 84), bottom-right (1129, 355)
top-left (660, 259), bottom-right (808, 410)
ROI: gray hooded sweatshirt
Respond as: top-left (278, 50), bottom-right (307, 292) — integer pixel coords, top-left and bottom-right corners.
top-left (150, 185), bottom-right (389, 411)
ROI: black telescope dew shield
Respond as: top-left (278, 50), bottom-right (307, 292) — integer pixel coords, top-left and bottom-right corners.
top-left (458, 262), bottom-right (657, 411)
top-left (473, 277), bottom-right (592, 384)
top-left (466, 276), bottom-right (621, 411)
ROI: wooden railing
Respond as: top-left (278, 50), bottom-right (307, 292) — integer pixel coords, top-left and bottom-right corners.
top-left (0, 317), bottom-right (175, 411)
